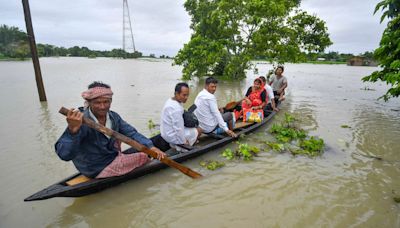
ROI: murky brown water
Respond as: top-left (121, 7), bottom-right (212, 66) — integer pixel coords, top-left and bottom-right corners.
top-left (0, 57), bottom-right (399, 227)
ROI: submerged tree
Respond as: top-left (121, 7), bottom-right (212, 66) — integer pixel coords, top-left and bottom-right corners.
top-left (363, 0), bottom-right (400, 101)
top-left (174, 0), bottom-right (332, 80)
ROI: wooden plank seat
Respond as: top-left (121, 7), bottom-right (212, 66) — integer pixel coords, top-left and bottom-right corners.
top-left (66, 175), bottom-right (92, 186)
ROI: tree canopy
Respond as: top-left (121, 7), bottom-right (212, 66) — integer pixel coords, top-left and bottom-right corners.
top-left (0, 25), bottom-right (30, 59)
top-left (362, 0), bottom-right (400, 101)
top-left (174, 0), bottom-right (332, 80)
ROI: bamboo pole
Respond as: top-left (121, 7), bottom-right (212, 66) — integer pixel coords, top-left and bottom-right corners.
top-left (22, 0), bottom-right (47, 102)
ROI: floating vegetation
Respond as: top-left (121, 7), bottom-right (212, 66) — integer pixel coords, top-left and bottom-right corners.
top-left (221, 148), bottom-right (235, 160)
top-left (270, 123), bottom-right (307, 142)
top-left (265, 141), bottom-right (285, 152)
top-left (294, 136), bottom-right (325, 157)
top-left (267, 113), bottom-right (325, 157)
top-left (300, 136), bottom-right (324, 152)
top-left (148, 119), bottom-right (156, 130)
top-left (221, 143), bottom-right (261, 161)
top-left (199, 160), bottom-right (225, 171)
top-left (394, 197), bottom-right (400, 203)
top-left (341, 125), bottom-right (351, 128)
top-left (284, 112), bottom-right (295, 126)
top-left (147, 119), bottom-right (159, 137)
top-left (239, 143), bottom-right (260, 160)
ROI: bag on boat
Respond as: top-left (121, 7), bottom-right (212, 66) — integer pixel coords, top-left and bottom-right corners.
top-left (183, 104), bottom-right (199, 128)
top-left (243, 108), bottom-right (264, 123)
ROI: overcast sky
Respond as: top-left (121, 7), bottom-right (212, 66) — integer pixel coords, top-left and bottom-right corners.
top-left (0, 0), bottom-right (386, 56)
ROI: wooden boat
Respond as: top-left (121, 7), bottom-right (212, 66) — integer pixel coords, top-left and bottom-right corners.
top-left (24, 109), bottom-right (279, 201)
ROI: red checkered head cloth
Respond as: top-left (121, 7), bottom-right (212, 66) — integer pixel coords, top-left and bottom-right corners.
top-left (81, 87), bottom-right (114, 100)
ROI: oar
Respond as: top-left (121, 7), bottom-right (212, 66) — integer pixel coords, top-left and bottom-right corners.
top-left (59, 107), bottom-right (202, 179)
top-left (224, 100), bottom-right (242, 111)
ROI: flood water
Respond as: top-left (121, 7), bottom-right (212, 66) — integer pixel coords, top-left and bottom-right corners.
top-left (1, 57), bottom-right (399, 227)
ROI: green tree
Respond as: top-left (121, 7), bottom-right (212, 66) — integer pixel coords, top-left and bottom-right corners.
top-left (14, 41), bottom-right (30, 60)
top-left (109, 48), bottom-right (126, 58)
top-left (0, 25), bottom-right (29, 58)
top-left (68, 46), bottom-right (81, 56)
top-left (128, 51), bottom-right (142, 58)
top-left (363, 0), bottom-right (400, 101)
top-left (361, 51), bottom-right (374, 59)
top-left (174, 0), bottom-right (332, 80)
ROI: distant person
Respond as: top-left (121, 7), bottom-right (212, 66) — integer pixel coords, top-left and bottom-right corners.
top-left (242, 78), bottom-right (267, 111)
top-left (269, 66), bottom-right (287, 103)
top-left (55, 81), bottom-right (166, 179)
top-left (194, 77), bottom-right (237, 137)
top-left (160, 82), bottom-right (201, 151)
top-left (259, 76), bottom-right (279, 113)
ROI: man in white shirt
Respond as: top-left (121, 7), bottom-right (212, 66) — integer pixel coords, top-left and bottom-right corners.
top-left (194, 77), bottom-right (237, 137)
top-left (160, 83), bottom-right (200, 150)
top-left (259, 76), bottom-right (279, 112)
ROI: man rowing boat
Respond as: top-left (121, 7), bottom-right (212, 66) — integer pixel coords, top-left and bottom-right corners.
top-left (55, 81), bottom-right (165, 178)
top-left (259, 76), bottom-right (279, 113)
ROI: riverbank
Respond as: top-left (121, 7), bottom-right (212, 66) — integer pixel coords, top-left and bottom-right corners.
top-left (254, 59), bottom-right (346, 65)
top-left (306, 60), bottom-right (346, 64)
top-left (0, 56), bottom-right (28, 61)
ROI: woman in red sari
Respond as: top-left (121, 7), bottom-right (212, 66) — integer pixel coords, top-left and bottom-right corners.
top-left (242, 78), bottom-right (267, 110)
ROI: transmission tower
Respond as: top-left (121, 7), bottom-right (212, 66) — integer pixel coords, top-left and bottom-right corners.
top-left (122, 0), bottom-right (136, 53)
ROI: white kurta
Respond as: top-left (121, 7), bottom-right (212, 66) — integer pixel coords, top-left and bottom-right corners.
top-left (160, 98), bottom-right (198, 146)
top-left (265, 84), bottom-right (274, 103)
top-left (194, 89), bottom-right (229, 133)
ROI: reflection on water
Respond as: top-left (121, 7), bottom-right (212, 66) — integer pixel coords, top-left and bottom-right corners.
top-left (1, 58), bottom-right (400, 227)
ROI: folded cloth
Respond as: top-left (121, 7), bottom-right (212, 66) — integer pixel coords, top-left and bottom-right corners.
top-left (81, 87), bottom-right (113, 100)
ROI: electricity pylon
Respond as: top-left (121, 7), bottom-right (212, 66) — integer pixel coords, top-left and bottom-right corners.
top-left (122, 0), bottom-right (136, 53)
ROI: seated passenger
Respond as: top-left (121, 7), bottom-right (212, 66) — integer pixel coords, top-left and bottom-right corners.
top-left (160, 82), bottom-right (201, 151)
top-left (242, 78), bottom-right (267, 110)
top-left (259, 76), bottom-right (279, 112)
top-left (194, 77), bottom-right (237, 137)
top-left (269, 66), bottom-right (287, 103)
top-left (55, 81), bottom-right (166, 179)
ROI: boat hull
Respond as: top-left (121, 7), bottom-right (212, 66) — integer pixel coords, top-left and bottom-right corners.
top-left (25, 110), bottom-right (278, 201)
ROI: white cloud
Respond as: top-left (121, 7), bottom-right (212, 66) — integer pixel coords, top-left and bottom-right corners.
top-left (301, 0), bottom-right (386, 54)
